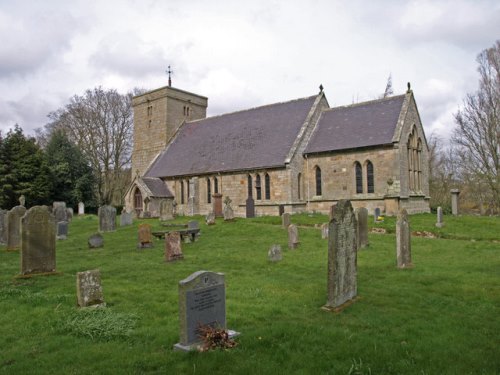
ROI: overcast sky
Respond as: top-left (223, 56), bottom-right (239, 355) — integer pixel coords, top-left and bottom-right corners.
top-left (0, 0), bottom-right (499, 141)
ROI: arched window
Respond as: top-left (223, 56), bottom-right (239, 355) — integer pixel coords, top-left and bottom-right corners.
top-left (207, 178), bottom-right (211, 203)
top-left (214, 177), bottom-right (219, 194)
top-left (134, 188), bottom-right (143, 211)
top-left (265, 173), bottom-right (271, 200)
top-left (407, 127), bottom-right (422, 192)
top-left (255, 174), bottom-right (262, 200)
top-left (297, 173), bottom-right (302, 200)
top-left (355, 162), bottom-right (363, 194)
top-left (180, 181), bottom-right (185, 204)
top-left (417, 139), bottom-right (422, 191)
top-left (247, 175), bottom-right (253, 197)
top-left (315, 166), bottom-right (322, 196)
top-left (367, 161), bottom-right (374, 193)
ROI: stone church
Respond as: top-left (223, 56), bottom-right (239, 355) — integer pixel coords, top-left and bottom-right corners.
top-left (125, 82), bottom-right (430, 218)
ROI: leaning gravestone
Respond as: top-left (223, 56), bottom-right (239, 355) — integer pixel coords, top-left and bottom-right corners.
top-left (206, 212), bottom-right (215, 225)
top-left (120, 210), bottom-right (133, 227)
top-left (0, 209), bottom-right (7, 245)
top-left (88, 233), bottom-right (104, 249)
top-left (435, 206), bottom-right (444, 228)
top-left (174, 270), bottom-right (238, 351)
top-left (76, 269), bottom-right (105, 307)
top-left (78, 202), bottom-right (85, 215)
top-left (53, 202), bottom-right (68, 222)
top-left (137, 223), bottom-right (153, 249)
top-left (98, 205), bottom-right (116, 232)
top-left (323, 200), bottom-right (358, 311)
top-left (57, 221), bottom-right (68, 240)
top-left (160, 199), bottom-right (174, 221)
top-left (396, 208), bottom-right (412, 268)
top-left (288, 224), bottom-right (299, 249)
top-left (321, 223), bottom-right (329, 239)
top-left (165, 231), bottom-right (184, 262)
top-left (20, 206), bottom-right (56, 276)
top-left (268, 244), bottom-right (282, 262)
top-left (6, 205), bottom-right (27, 251)
top-left (355, 207), bottom-right (369, 249)
top-left (282, 213), bottom-right (291, 229)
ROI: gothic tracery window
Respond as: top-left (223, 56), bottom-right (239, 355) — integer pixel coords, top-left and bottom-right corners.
top-left (207, 177), bottom-right (211, 203)
top-left (367, 161), bottom-right (374, 193)
top-left (355, 162), bottom-right (363, 194)
top-left (315, 166), bottom-right (322, 196)
top-left (408, 127), bottom-right (422, 192)
top-left (265, 173), bottom-right (271, 200)
top-left (255, 174), bottom-right (262, 200)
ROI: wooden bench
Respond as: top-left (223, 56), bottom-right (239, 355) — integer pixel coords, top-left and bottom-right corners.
top-left (152, 228), bottom-right (200, 242)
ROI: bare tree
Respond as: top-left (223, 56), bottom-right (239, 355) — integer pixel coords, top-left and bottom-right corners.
top-left (46, 87), bottom-right (134, 205)
top-left (452, 40), bottom-right (500, 213)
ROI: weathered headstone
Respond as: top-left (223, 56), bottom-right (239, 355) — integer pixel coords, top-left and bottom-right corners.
top-left (396, 208), bottom-right (412, 268)
top-left (98, 205), bottom-right (116, 232)
top-left (165, 231), bottom-right (184, 262)
top-left (324, 200), bottom-right (358, 311)
top-left (53, 202), bottom-right (68, 222)
top-left (245, 197), bottom-right (255, 218)
top-left (120, 210), bottom-right (133, 226)
top-left (374, 207), bottom-right (381, 223)
top-left (451, 189), bottom-right (460, 216)
top-left (137, 223), bottom-right (153, 249)
top-left (20, 206), bottom-right (56, 276)
top-left (321, 223), bottom-right (329, 239)
top-left (223, 196), bottom-right (234, 221)
top-left (19, 195), bottom-right (26, 206)
top-left (174, 271), bottom-right (238, 351)
top-left (213, 193), bottom-right (223, 218)
top-left (160, 198), bottom-right (174, 221)
top-left (355, 207), bottom-right (369, 249)
top-left (282, 213), bottom-right (291, 229)
top-left (78, 202), bottom-right (85, 215)
top-left (205, 212), bottom-right (215, 225)
top-left (0, 209), bottom-right (7, 245)
top-left (288, 224), bottom-right (299, 249)
top-left (76, 269), bottom-right (105, 307)
top-left (88, 233), bottom-right (104, 249)
top-left (6, 205), bottom-right (27, 251)
top-left (57, 221), bottom-right (68, 240)
top-left (66, 208), bottom-right (73, 222)
top-left (435, 206), bottom-right (444, 228)
top-left (268, 244), bottom-right (282, 262)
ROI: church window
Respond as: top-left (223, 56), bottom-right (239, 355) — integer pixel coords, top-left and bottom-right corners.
top-left (367, 161), bottom-right (374, 193)
top-left (134, 188), bottom-right (143, 211)
top-left (407, 127), bottom-right (422, 192)
top-left (214, 177), bottom-right (219, 194)
top-left (265, 173), bottom-right (271, 200)
top-left (247, 175), bottom-right (253, 197)
top-left (147, 105), bottom-right (153, 117)
top-left (255, 174), bottom-right (262, 200)
top-left (207, 178), bottom-right (211, 203)
top-left (180, 181), bottom-right (185, 204)
top-left (298, 173), bottom-right (302, 200)
top-left (355, 162), bottom-right (363, 193)
top-left (315, 166), bottom-right (322, 196)
top-left (417, 139), bottom-right (422, 191)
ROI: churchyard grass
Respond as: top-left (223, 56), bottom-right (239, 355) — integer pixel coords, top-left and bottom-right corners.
top-left (0, 213), bottom-right (499, 374)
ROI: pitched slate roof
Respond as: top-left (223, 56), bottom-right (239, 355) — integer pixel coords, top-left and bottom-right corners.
top-left (304, 94), bottom-right (406, 154)
top-left (145, 95), bottom-right (318, 178)
top-left (142, 177), bottom-right (173, 197)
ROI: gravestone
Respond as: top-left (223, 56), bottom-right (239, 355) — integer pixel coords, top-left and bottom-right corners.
top-left (137, 223), bottom-right (153, 249)
top-left (0, 209), bottom-right (7, 244)
top-left (120, 210), bottom-right (133, 226)
top-left (174, 271), bottom-right (238, 351)
top-left (282, 213), bottom-right (291, 229)
top-left (160, 199), bottom-right (174, 221)
top-left (19, 195), bottom-right (26, 206)
top-left (53, 202), bottom-right (68, 222)
top-left (88, 233), bottom-right (104, 249)
top-left (374, 207), bottom-right (381, 223)
top-left (321, 223), bottom-right (329, 239)
top-left (165, 231), bottom-right (184, 262)
top-left (98, 205), bottom-right (116, 232)
top-left (451, 189), bottom-right (460, 216)
top-left (205, 212), bottom-right (215, 225)
top-left (66, 208), bottom-right (73, 222)
top-left (20, 206), bottom-right (56, 276)
top-left (76, 269), bottom-right (105, 307)
top-left (396, 208), bottom-right (412, 268)
top-left (268, 244), bottom-right (282, 262)
top-left (223, 197), bottom-right (234, 221)
top-left (6, 205), bottom-right (27, 251)
top-left (213, 193), bottom-right (223, 218)
top-left (245, 197), bottom-right (255, 218)
top-left (188, 220), bottom-right (200, 241)
top-left (324, 199), bottom-right (358, 311)
top-left (78, 202), bottom-right (85, 215)
top-left (355, 207), bottom-right (369, 249)
top-left (435, 206), bottom-right (444, 228)
top-left (288, 224), bottom-right (299, 249)
top-left (57, 221), bottom-right (68, 240)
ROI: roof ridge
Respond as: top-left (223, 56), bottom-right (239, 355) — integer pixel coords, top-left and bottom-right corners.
top-left (327, 93), bottom-right (406, 112)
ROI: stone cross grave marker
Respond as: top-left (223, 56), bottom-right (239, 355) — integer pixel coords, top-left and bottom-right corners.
top-left (120, 210), bottom-right (133, 226)
top-left (321, 223), bottom-right (329, 239)
top-left (282, 213), bottom-right (291, 229)
top-left (324, 199), bottom-right (358, 311)
top-left (88, 233), bottom-right (104, 249)
top-left (57, 221), bottom-right (68, 240)
top-left (174, 270), bottom-right (238, 351)
top-left (288, 224), bottom-right (299, 249)
top-left (160, 199), bottom-right (174, 221)
top-left (451, 189), bottom-right (460, 215)
top-left (78, 202), bottom-right (85, 215)
top-left (98, 205), bottom-right (116, 232)
top-left (165, 231), bottom-right (184, 262)
top-left (137, 223), bottom-right (153, 249)
top-left (0, 209), bottom-right (7, 245)
top-left (6, 205), bottom-right (27, 251)
top-left (355, 207), bottom-right (369, 249)
top-left (223, 197), bottom-right (234, 221)
top-left (53, 202), bottom-right (68, 223)
top-left (268, 244), bottom-right (282, 262)
top-left (396, 208), bottom-right (412, 268)
top-left (20, 206), bottom-right (56, 276)
top-left (435, 206), bottom-right (444, 228)
top-left (76, 269), bottom-right (105, 307)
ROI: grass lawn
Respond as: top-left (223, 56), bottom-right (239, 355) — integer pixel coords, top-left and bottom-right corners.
top-left (0, 212), bottom-right (499, 374)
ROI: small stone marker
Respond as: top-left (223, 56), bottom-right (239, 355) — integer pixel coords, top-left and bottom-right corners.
top-left (321, 223), bottom-right (329, 239)
top-left (165, 231), bottom-right (184, 262)
top-left (268, 244), bottom-right (282, 262)
top-left (53, 202), bottom-right (68, 222)
top-left (57, 221), bottom-right (68, 240)
top-left (245, 197), bottom-right (255, 218)
top-left (88, 233), bottom-right (104, 249)
top-left (223, 197), bottom-right (234, 221)
top-left (435, 206), bottom-right (444, 228)
top-left (355, 207), bottom-right (369, 249)
top-left (396, 208), bottom-right (412, 268)
top-left (76, 269), bottom-right (105, 307)
top-left (0, 209), bottom-right (7, 245)
top-left (282, 213), bottom-right (291, 229)
top-left (205, 212), bottom-right (215, 225)
top-left (160, 199), bottom-right (174, 221)
top-left (20, 206), bottom-right (56, 276)
top-left (324, 200), bottom-right (358, 311)
top-left (174, 271), bottom-right (238, 351)
top-left (66, 208), bottom-right (73, 222)
top-left (120, 210), bottom-right (133, 226)
top-left (98, 205), bottom-right (116, 232)
top-left (451, 189), bottom-right (460, 216)
top-left (288, 224), bottom-right (299, 249)
top-left (137, 223), bottom-right (153, 248)
top-left (19, 195), bottom-right (26, 206)
top-left (78, 202), bottom-right (85, 215)
top-left (6, 205), bottom-right (27, 251)
top-left (374, 207), bottom-right (381, 223)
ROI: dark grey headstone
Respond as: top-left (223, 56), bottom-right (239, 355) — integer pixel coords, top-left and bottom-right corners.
top-left (188, 220), bottom-right (200, 230)
top-left (355, 207), bottom-right (369, 249)
top-left (374, 207), bottom-right (381, 223)
top-left (76, 269), bottom-right (105, 307)
top-left (53, 202), bottom-right (68, 222)
top-left (278, 205), bottom-right (285, 216)
top-left (6, 205), bottom-right (27, 251)
top-left (396, 208), bottom-right (412, 268)
top-left (88, 233), bottom-right (104, 249)
top-left (57, 221), bottom-right (68, 240)
top-left (245, 197), bottom-right (255, 218)
top-left (98, 205), bottom-right (116, 232)
top-left (120, 210), bottom-right (133, 226)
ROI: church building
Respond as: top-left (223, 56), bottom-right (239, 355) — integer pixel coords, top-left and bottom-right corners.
top-left (125, 82), bottom-right (430, 218)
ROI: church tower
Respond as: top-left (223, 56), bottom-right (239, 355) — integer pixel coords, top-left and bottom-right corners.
top-left (131, 85), bottom-right (208, 177)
